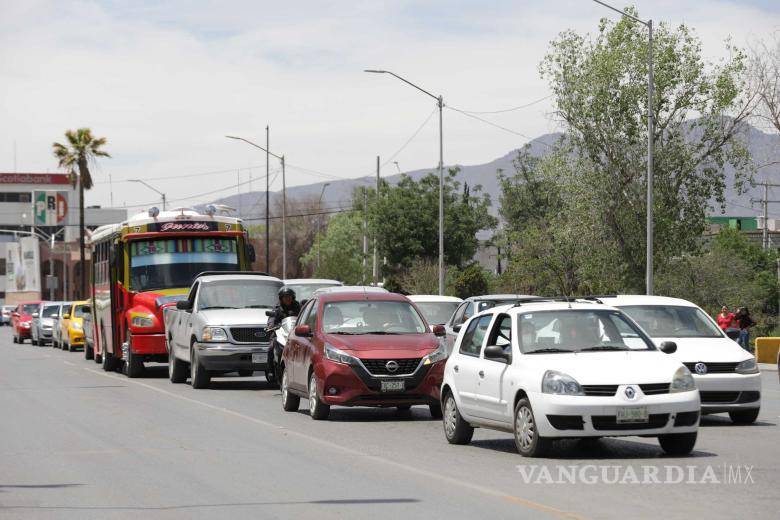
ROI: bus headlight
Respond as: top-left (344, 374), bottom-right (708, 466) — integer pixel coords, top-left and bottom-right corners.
top-left (202, 327), bottom-right (228, 342)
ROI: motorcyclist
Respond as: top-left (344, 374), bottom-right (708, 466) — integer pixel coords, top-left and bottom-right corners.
top-left (268, 287), bottom-right (301, 328)
top-left (267, 287), bottom-right (301, 387)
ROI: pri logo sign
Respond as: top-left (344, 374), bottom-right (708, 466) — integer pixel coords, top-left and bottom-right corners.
top-left (34, 191), bottom-right (68, 226)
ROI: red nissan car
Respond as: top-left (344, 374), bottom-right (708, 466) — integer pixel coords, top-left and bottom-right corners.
top-left (12, 301), bottom-right (42, 344)
top-left (280, 291), bottom-right (447, 420)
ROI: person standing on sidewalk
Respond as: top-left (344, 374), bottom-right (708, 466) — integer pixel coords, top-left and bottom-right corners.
top-left (716, 306), bottom-right (736, 330)
top-left (734, 307), bottom-right (756, 352)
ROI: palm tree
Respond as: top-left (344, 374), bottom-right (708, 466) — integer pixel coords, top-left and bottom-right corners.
top-left (52, 128), bottom-right (110, 298)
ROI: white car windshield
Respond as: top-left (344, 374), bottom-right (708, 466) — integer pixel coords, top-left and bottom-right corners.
top-left (619, 305), bottom-right (723, 338)
top-left (414, 301), bottom-right (460, 325)
top-left (322, 300), bottom-right (427, 335)
top-left (198, 280), bottom-right (281, 310)
top-left (518, 309), bottom-right (654, 353)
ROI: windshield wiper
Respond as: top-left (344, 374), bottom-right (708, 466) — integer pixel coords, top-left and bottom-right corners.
top-left (362, 331), bottom-right (404, 335)
top-left (243, 305), bottom-right (272, 309)
top-left (200, 306), bottom-right (237, 310)
top-left (525, 348), bottom-right (571, 354)
top-left (329, 331), bottom-right (360, 335)
top-left (579, 345), bottom-right (630, 351)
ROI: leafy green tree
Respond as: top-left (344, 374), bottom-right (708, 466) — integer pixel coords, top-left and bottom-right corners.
top-left (369, 168), bottom-right (497, 276)
top-left (301, 212), bottom-right (365, 284)
top-left (539, 9), bottom-right (753, 291)
top-left (52, 128), bottom-right (110, 297)
top-left (450, 263), bottom-right (490, 299)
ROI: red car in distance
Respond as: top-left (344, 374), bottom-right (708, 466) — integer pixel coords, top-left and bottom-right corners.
top-left (12, 301), bottom-right (42, 344)
top-left (280, 291), bottom-right (448, 420)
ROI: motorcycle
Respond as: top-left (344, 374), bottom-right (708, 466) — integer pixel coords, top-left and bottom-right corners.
top-left (266, 315), bottom-right (296, 388)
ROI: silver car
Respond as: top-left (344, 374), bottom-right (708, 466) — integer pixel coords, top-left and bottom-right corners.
top-left (51, 302), bottom-right (73, 348)
top-left (444, 294), bottom-right (540, 353)
top-left (165, 273), bottom-right (283, 389)
top-left (32, 302), bottom-right (62, 346)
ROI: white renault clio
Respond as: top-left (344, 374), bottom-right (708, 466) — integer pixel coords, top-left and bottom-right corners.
top-left (441, 300), bottom-right (700, 457)
top-left (601, 295), bottom-right (761, 424)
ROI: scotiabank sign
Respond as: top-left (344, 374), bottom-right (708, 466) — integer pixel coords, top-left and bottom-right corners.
top-left (0, 173), bottom-right (71, 185)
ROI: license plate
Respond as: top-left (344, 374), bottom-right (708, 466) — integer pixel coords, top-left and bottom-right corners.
top-left (251, 353), bottom-right (265, 364)
top-left (616, 406), bottom-right (649, 423)
top-left (380, 380), bottom-right (405, 392)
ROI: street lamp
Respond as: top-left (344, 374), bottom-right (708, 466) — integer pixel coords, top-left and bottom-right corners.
top-left (226, 135), bottom-right (288, 279)
top-left (592, 0), bottom-right (655, 295)
top-left (129, 179), bottom-right (167, 210)
top-left (365, 69), bottom-right (445, 295)
top-left (316, 183), bottom-right (330, 270)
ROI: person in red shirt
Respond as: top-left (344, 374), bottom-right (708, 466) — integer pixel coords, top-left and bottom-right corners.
top-left (716, 306), bottom-right (736, 330)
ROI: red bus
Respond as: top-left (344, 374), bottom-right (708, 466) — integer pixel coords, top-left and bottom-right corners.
top-left (88, 206), bottom-right (255, 376)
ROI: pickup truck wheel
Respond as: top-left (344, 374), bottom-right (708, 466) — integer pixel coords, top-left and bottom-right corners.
top-left (308, 372), bottom-right (330, 420)
top-left (281, 367), bottom-right (299, 411)
top-left (124, 331), bottom-right (144, 378)
top-left (443, 393), bottom-right (473, 445)
top-left (168, 344), bottom-right (187, 383)
top-left (190, 347), bottom-right (210, 389)
top-left (238, 370), bottom-right (253, 377)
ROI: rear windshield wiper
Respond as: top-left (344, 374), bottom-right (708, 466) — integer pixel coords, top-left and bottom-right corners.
top-left (579, 345), bottom-right (630, 351)
top-left (525, 348), bottom-right (571, 354)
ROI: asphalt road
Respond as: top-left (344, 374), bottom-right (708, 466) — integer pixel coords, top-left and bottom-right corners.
top-left (1, 329), bottom-right (778, 520)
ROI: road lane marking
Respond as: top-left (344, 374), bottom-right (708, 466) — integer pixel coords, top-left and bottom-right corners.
top-left (81, 367), bottom-right (585, 520)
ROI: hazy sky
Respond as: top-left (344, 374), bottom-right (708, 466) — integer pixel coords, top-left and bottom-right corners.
top-left (1, 0), bottom-right (779, 210)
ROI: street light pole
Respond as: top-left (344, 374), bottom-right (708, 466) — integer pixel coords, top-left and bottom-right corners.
top-left (317, 183), bottom-right (330, 270)
top-left (592, 0), bottom-right (654, 295)
top-left (265, 126), bottom-right (270, 273)
top-left (365, 69), bottom-right (445, 295)
top-left (129, 179), bottom-right (166, 210)
top-left (226, 135), bottom-right (286, 278)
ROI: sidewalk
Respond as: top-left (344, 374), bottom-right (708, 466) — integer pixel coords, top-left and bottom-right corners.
top-left (759, 363), bottom-right (777, 372)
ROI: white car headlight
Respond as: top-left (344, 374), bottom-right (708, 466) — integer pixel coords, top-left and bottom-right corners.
top-left (735, 358), bottom-right (759, 375)
top-left (21, 322), bottom-right (31, 328)
top-left (542, 370), bottom-right (584, 396)
top-left (423, 343), bottom-right (447, 365)
top-left (71, 321), bottom-right (83, 330)
top-left (324, 343), bottom-right (357, 365)
top-left (670, 366), bottom-right (696, 393)
top-left (202, 327), bottom-right (228, 342)
top-left (130, 314), bottom-right (155, 328)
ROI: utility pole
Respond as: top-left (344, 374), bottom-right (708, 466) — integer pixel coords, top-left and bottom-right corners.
top-left (592, 0), bottom-right (654, 295)
top-left (316, 183), bottom-right (330, 270)
top-left (362, 189), bottom-right (368, 284)
top-left (373, 156), bottom-right (380, 286)
top-left (281, 155), bottom-right (287, 280)
top-left (751, 181), bottom-right (780, 251)
top-left (265, 126), bottom-right (270, 273)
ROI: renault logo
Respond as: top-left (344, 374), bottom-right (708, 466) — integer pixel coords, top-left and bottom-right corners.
top-left (624, 386), bottom-right (636, 399)
top-left (385, 360), bottom-right (399, 373)
top-left (694, 362), bottom-right (707, 375)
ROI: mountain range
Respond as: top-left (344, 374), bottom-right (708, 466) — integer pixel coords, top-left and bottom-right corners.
top-left (209, 123), bottom-right (780, 224)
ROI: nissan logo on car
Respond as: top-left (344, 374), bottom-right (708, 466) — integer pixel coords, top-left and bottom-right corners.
top-left (385, 360), bottom-right (399, 373)
top-left (694, 362), bottom-right (708, 375)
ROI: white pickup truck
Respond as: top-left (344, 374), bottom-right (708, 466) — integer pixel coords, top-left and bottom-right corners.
top-left (164, 271), bottom-right (283, 388)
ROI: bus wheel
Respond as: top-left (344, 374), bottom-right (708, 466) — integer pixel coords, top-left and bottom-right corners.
top-left (124, 330), bottom-right (144, 378)
top-left (102, 349), bottom-right (116, 372)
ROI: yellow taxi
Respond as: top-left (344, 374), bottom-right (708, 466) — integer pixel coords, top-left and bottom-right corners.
top-left (59, 300), bottom-right (91, 352)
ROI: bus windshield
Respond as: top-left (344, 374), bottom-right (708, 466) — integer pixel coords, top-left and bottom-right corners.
top-left (129, 238), bottom-right (240, 292)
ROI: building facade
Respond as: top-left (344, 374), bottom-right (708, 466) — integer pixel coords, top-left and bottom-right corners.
top-left (0, 172), bottom-right (126, 304)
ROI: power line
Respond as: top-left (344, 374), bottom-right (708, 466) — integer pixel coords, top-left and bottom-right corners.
top-left (449, 94), bottom-right (553, 115)
top-left (95, 164), bottom-right (271, 185)
top-left (380, 106), bottom-right (438, 169)
top-left (446, 106), bottom-right (551, 147)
